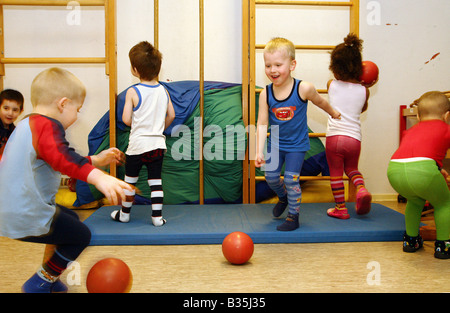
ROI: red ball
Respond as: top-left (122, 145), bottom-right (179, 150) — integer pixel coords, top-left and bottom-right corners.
top-left (222, 231), bottom-right (254, 265)
top-left (360, 61), bottom-right (379, 86)
top-left (86, 258), bottom-right (132, 293)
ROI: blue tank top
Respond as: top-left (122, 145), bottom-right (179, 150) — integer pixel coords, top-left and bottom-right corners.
top-left (267, 79), bottom-right (310, 153)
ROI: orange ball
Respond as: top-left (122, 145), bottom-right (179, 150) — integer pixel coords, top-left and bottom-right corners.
top-left (222, 231), bottom-right (254, 265)
top-left (360, 61), bottom-right (379, 86)
top-left (86, 258), bottom-right (132, 293)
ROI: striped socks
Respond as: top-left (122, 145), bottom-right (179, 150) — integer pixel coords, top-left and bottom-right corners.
top-left (330, 171), bottom-right (366, 207)
top-left (111, 175), bottom-right (166, 226)
top-left (149, 178), bottom-right (166, 226)
top-left (330, 176), bottom-right (346, 209)
top-left (329, 171), bottom-right (370, 217)
top-left (348, 170), bottom-right (365, 191)
top-left (39, 250), bottom-right (71, 283)
top-left (111, 175), bottom-right (138, 223)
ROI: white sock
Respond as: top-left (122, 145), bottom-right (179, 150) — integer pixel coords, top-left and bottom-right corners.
top-left (152, 216), bottom-right (166, 227)
top-left (111, 210), bottom-right (130, 223)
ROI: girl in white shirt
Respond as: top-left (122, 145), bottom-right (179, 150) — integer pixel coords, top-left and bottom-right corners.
top-left (326, 33), bottom-right (374, 219)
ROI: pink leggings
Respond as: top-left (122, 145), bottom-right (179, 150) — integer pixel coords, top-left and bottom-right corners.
top-left (326, 135), bottom-right (365, 206)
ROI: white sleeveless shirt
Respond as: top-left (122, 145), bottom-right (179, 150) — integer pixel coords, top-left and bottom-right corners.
top-left (326, 80), bottom-right (367, 141)
top-left (126, 83), bottom-right (169, 155)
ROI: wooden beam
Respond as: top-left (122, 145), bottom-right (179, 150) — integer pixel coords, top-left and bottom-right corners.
top-left (249, 0), bottom-right (256, 203)
top-left (242, 0), bottom-right (250, 203)
top-left (0, 0), bottom-right (105, 6)
top-left (106, 0), bottom-right (117, 176)
top-left (255, 1), bottom-right (353, 6)
top-left (350, 0), bottom-right (359, 35)
top-left (199, 0), bottom-right (205, 204)
top-left (255, 176), bottom-right (350, 181)
top-left (154, 0), bottom-right (159, 50)
top-left (0, 4), bottom-right (4, 89)
top-left (1, 57), bottom-right (106, 64)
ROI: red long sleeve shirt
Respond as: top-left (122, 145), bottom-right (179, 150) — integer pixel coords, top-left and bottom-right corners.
top-left (391, 119), bottom-right (450, 168)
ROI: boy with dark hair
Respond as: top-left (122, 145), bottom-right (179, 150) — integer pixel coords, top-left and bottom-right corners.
top-left (111, 41), bottom-right (175, 226)
top-left (0, 89), bottom-right (24, 160)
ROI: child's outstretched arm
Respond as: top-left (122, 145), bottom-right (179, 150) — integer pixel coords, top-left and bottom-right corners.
top-left (301, 81), bottom-right (341, 119)
top-left (30, 115), bottom-right (133, 205)
top-left (89, 148), bottom-right (134, 204)
top-left (90, 147), bottom-right (125, 168)
top-left (87, 169), bottom-right (133, 205)
top-left (255, 89), bottom-right (269, 168)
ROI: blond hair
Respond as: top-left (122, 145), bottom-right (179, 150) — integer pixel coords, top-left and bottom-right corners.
top-left (417, 91), bottom-right (450, 119)
top-left (264, 37), bottom-right (296, 60)
top-left (31, 67), bottom-right (86, 108)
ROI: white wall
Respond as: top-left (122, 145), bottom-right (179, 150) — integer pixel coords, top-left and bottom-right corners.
top-left (2, 0), bottom-right (449, 198)
top-left (359, 0), bottom-right (449, 197)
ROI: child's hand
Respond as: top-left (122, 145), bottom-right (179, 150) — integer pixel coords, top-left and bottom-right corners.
top-left (91, 148), bottom-right (126, 168)
top-left (254, 153), bottom-right (266, 168)
top-left (362, 76), bottom-right (378, 88)
top-left (97, 175), bottom-right (132, 205)
top-left (331, 110), bottom-right (341, 120)
top-left (87, 169), bottom-right (134, 205)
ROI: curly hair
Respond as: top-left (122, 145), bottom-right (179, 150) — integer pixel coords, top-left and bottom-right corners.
top-left (329, 33), bottom-right (363, 81)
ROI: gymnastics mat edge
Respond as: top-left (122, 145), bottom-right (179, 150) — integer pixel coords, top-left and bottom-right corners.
top-left (84, 203), bottom-right (407, 246)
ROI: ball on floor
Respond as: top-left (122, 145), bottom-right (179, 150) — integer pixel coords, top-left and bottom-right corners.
top-left (222, 231), bottom-right (254, 265)
top-left (86, 258), bottom-right (132, 293)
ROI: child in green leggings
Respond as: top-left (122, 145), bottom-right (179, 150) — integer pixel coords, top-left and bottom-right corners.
top-left (387, 91), bottom-right (450, 259)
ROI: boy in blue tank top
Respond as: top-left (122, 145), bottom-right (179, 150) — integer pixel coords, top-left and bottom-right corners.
top-left (255, 37), bottom-right (341, 231)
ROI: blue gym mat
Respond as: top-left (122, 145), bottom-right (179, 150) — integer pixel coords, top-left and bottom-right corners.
top-left (84, 203), bottom-right (407, 246)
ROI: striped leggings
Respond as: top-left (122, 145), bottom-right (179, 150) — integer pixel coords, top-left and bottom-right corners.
top-left (123, 149), bottom-right (164, 216)
top-left (326, 135), bottom-right (366, 208)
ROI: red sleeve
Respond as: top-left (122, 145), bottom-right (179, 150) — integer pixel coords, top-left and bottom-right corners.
top-left (29, 115), bottom-right (96, 182)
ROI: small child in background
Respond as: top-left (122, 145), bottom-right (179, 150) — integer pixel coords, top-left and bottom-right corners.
top-left (0, 89), bottom-right (24, 160)
top-left (325, 33), bottom-right (373, 219)
top-left (0, 67), bottom-right (133, 292)
top-left (388, 91), bottom-right (450, 259)
top-left (111, 41), bottom-right (175, 226)
top-left (255, 37), bottom-right (341, 231)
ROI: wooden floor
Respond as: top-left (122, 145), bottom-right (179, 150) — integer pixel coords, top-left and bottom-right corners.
top-left (0, 201), bottom-right (448, 293)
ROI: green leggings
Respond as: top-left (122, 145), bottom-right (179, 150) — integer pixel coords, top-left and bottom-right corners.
top-left (387, 160), bottom-right (450, 241)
